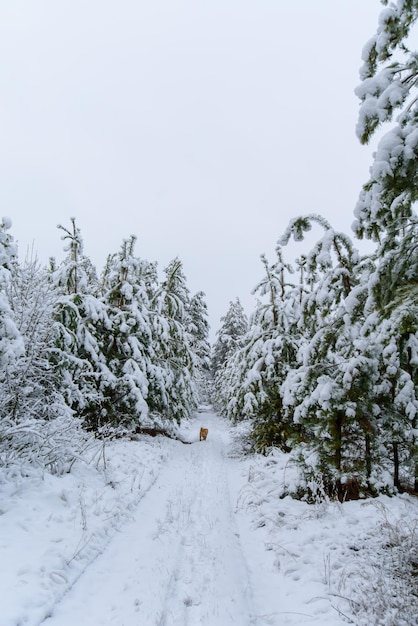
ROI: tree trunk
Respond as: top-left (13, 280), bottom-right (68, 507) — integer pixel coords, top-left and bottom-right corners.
top-left (334, 412), bottom-right (343, 500)
top-left (335, 413), bottom-right (343, 472)
top-left (393, 441), bottom-right (400, 490)
top-left (365, 432), bottom-right (372, 486)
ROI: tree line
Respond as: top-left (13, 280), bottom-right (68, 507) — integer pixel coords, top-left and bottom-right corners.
top-left (0, 218), bottom-right (210, 472)
top-left (211, 1), bottom-right (418, 500)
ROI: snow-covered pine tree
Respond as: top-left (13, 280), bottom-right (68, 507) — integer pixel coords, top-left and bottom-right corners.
top-left (187, 291), bottom-right (211, 403)
top-left (0, 217), bottom-right (22, 369)
top-left (0, 218), bottom-right (26, 465)
top-left (211, 298), bottom-right (248, 413)
top-left (368, 307), bottom-right (418, 491)
top-left (355, 1), bottom-right (418, 492)
top-left (211, 298), bottom-right (248, 373)
top-left (99, 236), bottom-right (153, 429)
top-left (51, 219), bottom-right (119, 431)
top-left (222, 250), bottom-right (301, 453)
top-left (54, 217), bottom-right (99, 295)
top-left (4, 253), bottom-right (88, 472)
top-left (151, 258), bottom-right (198, 422)
top-left (7, 255), bottom-right (62, 423)
top-left (0, 219), bottom-right (87, 472)
top-left (279, 216), bottom-right (379, 499)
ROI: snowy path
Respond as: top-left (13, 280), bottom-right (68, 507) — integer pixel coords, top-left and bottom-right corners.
top-left (42, 411), bottom-right (257, 626)
top-left (4, 411), bottom-right (416, 625)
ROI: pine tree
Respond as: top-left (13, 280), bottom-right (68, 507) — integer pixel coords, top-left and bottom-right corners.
top-left (4, 254), bottom-right (86, 471)
top-left (354, 1), bottom-right (418, 492)
top-left (187, 291), bottom-right (211, 402)
top-left (51, 220), bottom-right (105, 426)
top-left (0, 218), bottom-right (25, 464)
top-left (222, 250), bottom-right (300, 453)
top-left (211, 298), bottom-right (248, 412)
top-left (0, 222), bottom-right (86, 472)
top-left (7, 255), bottom-right (62, 423)
top-left (151, 258), bottom-right (198, 422)
top-left (0, 217), bottom-right (23, 370)
top-left (211, 298), bottom-right (248, 373)
top-left (54, 217), bottom-right (99, 294)
top-left (279, 216), bottom-right (379, 499)
top-left (98, 236), bottom-right (153, 429)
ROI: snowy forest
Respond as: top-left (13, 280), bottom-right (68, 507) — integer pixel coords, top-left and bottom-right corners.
top-left (1, 0), bottom-right (418, 500)
top-left (0, 215), bottom-right (213, 469)
top-left (2, 2), bottom-right (418, 623)
top-left (212, 2), bottom-right (418, 502)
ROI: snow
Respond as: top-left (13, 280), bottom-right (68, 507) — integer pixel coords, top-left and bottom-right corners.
top-left (1, 217), bottom-right (12, 230)
top-left (1, 409), bottom-right (417, 626)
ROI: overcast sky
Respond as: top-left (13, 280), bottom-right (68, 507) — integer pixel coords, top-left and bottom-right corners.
top-left (0, 0), bottom-right (384, 339)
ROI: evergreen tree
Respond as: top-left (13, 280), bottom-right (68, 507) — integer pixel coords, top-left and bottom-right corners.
top-left (99, 236), bottom-right (153, 428)
top-left (0, 218), bottom-right (25, 464)
top-left (211, 298), bottom-right (248, 373)
top-left (279, 216), bottom-right (378, 498)
top-left (151, 258), bottom-right (198, 422)
top-left (4, 255), bottom-right (85, 471)
top-left (354, 1), bottom-right (418, 492)
top-left (51, 219), bottom-right (114, 430)
top-left (7, 255), bottom-right (62, 422)
top-left (187, 291), bottom-right (211, 402)
top-left (55, 217), bottom-right (98, 294)
top-left (0, 222), bottom-right (85, 472)
top-left (211, 298), bottom-right (248, 412)
top-left (0, 217), bottom-right (22, 370)
top-left (222, 250), bottom-right (300, 453)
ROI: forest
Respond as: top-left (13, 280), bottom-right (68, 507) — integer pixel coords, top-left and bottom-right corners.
top-left (0, 216), bottom-right (213, 472)
top-left (212, 0), bottom-right (418, 501)
top-left (1, 1), bottom-right (418, 508)
top-left (3, 3), bottom-right (418, 624)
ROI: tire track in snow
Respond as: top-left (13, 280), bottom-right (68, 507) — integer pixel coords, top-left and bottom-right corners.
top-left (156, 427), bottom-right (255, 625)
top-left (42, 412), bottom-right (259, 626)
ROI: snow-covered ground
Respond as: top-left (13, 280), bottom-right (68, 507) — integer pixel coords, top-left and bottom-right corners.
top-left (1, 409), bottom-right (417, 625)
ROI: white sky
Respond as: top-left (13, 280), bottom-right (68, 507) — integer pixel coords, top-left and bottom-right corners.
top-left (0, 0), bottom-right (383, 339)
